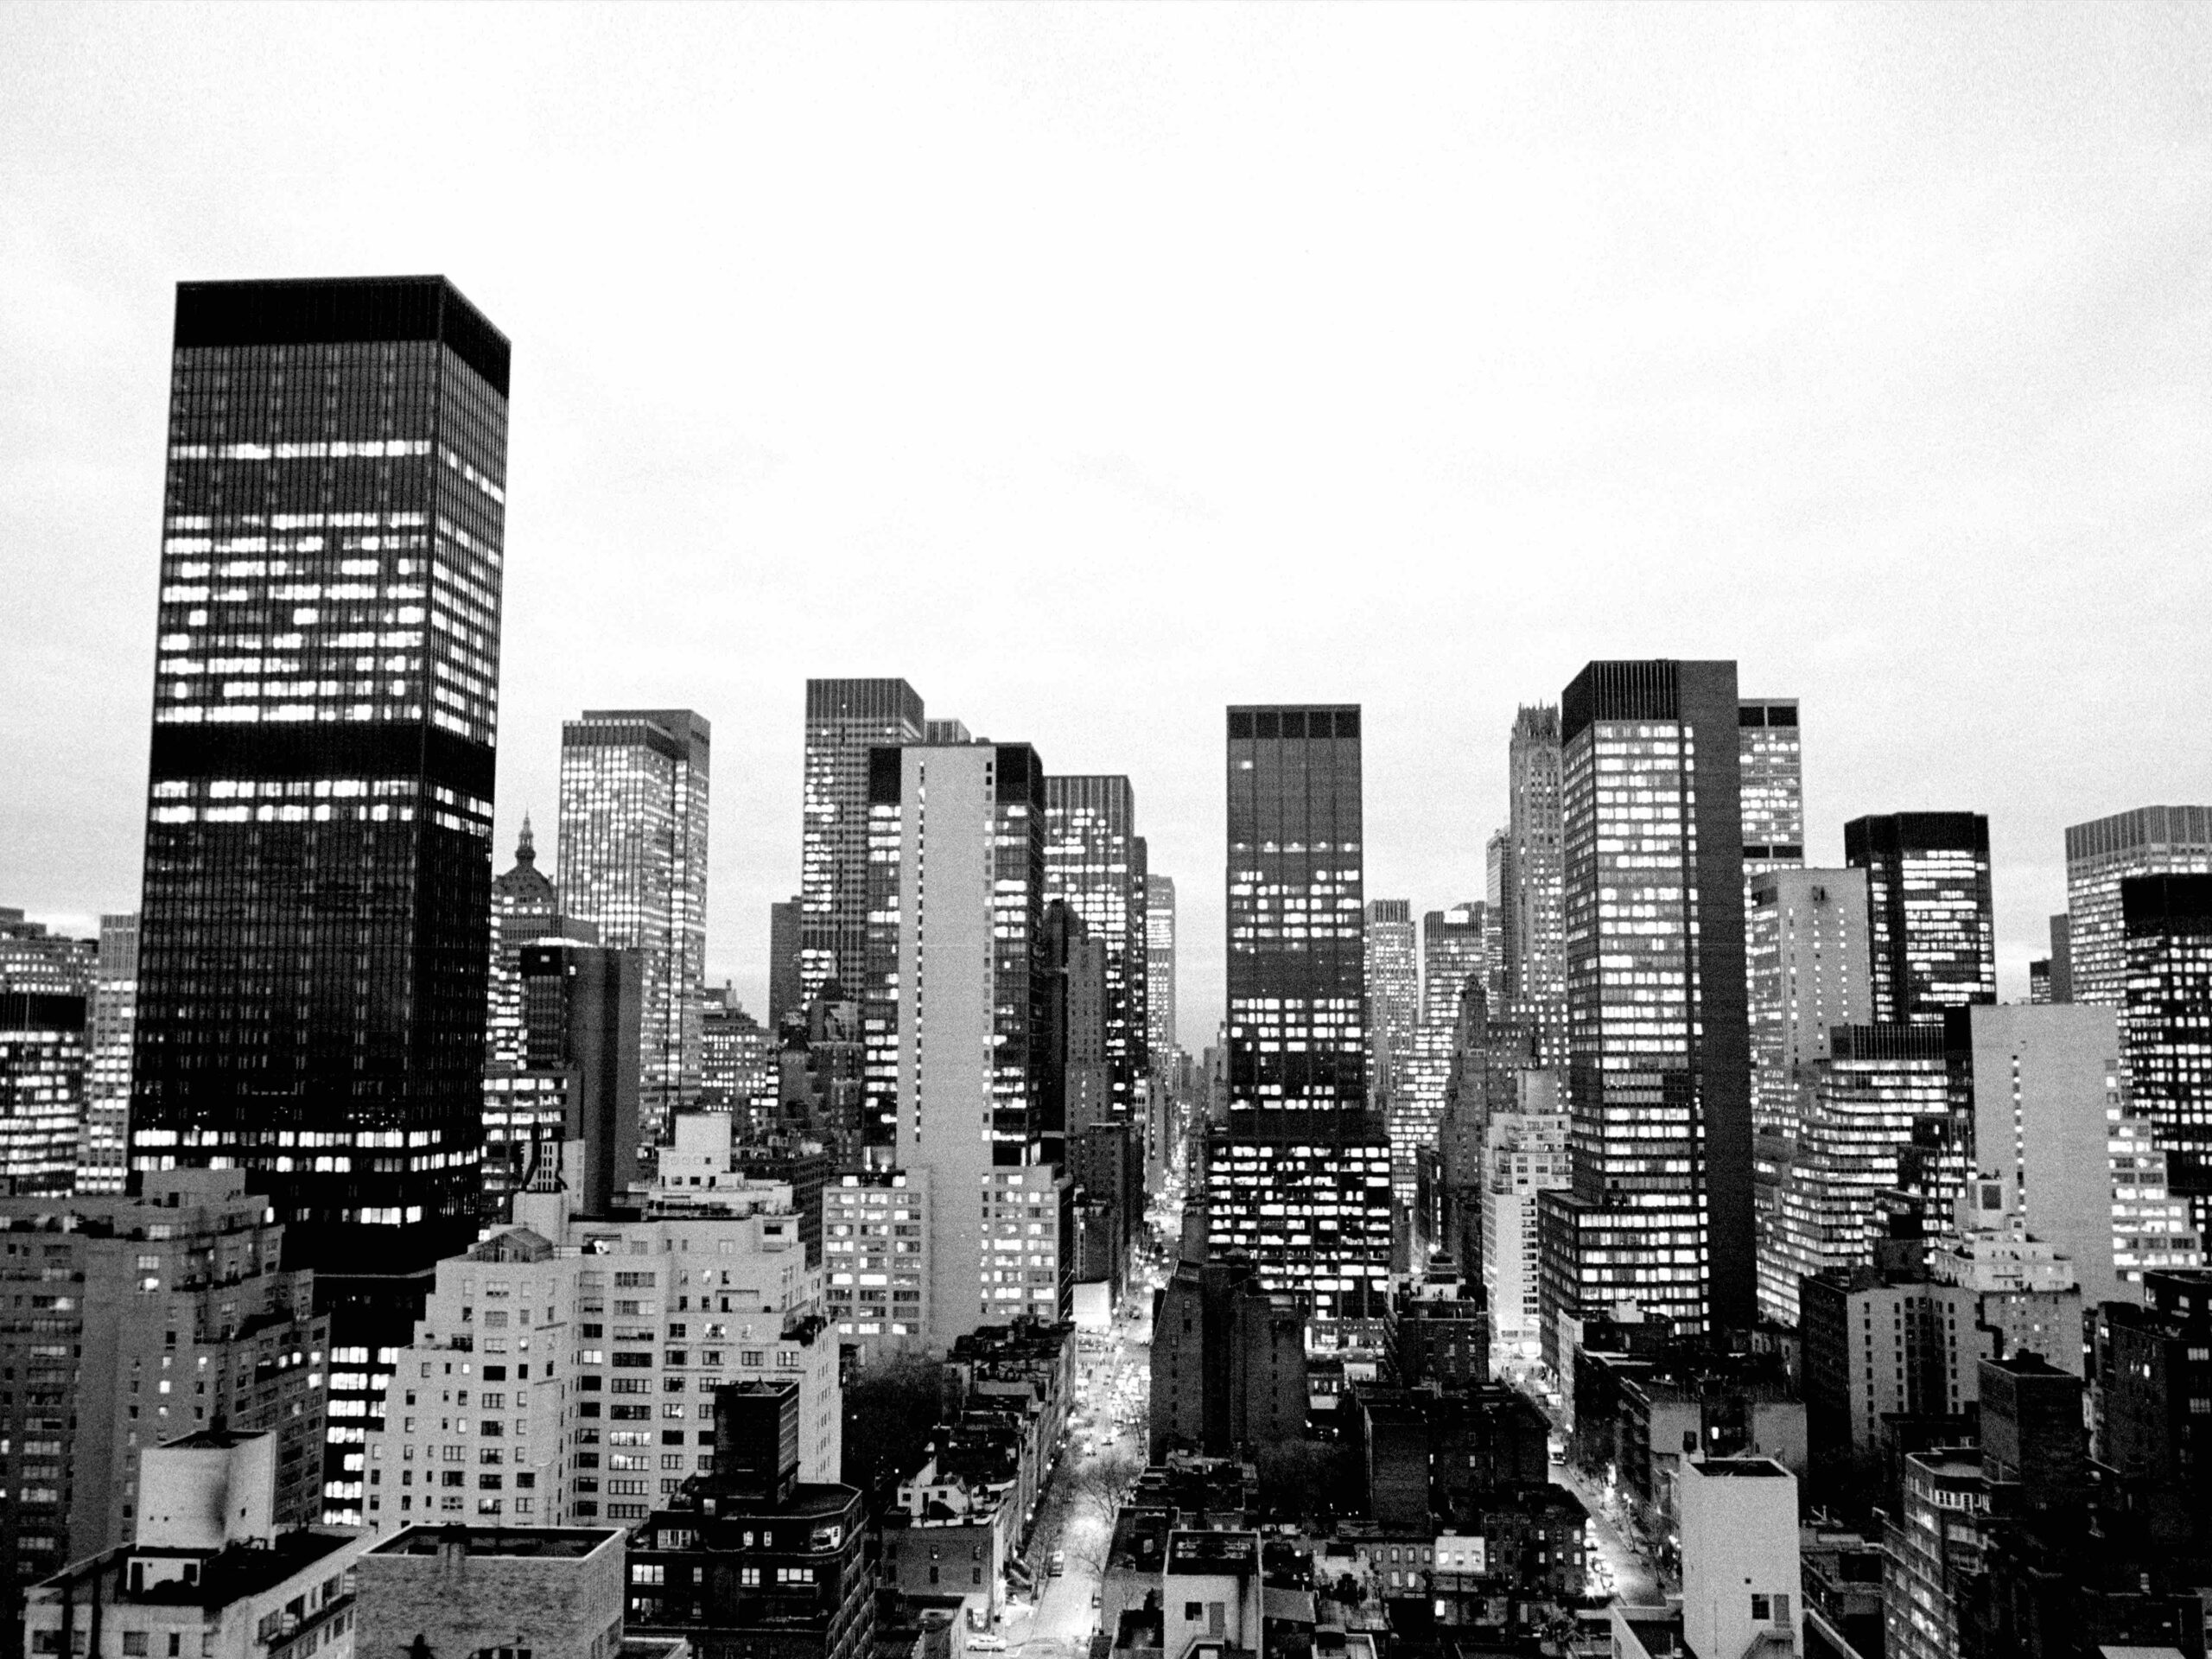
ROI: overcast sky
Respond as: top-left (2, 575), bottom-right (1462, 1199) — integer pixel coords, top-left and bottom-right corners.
top-left (5, 4), bottom-right (2210, 1041)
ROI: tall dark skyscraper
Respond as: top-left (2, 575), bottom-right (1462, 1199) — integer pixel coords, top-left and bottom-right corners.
top-left (1210, 705), bottom-right (1391, 1323)
top-left (1843, 812), bottom-right (1995, 1025)
top-left (1537, 660), bottom-right (1753, 1347)
top-left (126, 276), bottom-right (509, 1525)
top-left (2123, 874), bottom-right (2212, 1239)
top-left (1503, 704), bottom-right (1567, 1067)
top-left (801, 679), bottom-right (925, 1004)
top-left (768, 895), bottom-right (803, 1028)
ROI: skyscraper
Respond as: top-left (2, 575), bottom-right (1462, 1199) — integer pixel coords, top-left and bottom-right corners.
top-left (1363, 899), bottom-right (1419, 1097)
top-left (1213, 705), bottom-right (1391, 1323)
top-left (1044, 775), bottom-right (1148, 1114)
top-left (801, 679), bottom-right (925, 1004)
top-left (1746, 868), bottom-right (1873, 1135)
top-left (2065, 806), bottom-right (2212, 1008)
top-left (1843, 813), bottom-right (1994, 1026)
top-left (1738, 698), bottom-right (1803, 877)
top-left (127, 275), bottom-right (510, 1526)
top-left (768, 895), bottom-right (804, 1029)
top-left (1537, 659), bottom-right (1752, 1345)
top-left (75, 912), bottom-right (140, 1194)
top-left (1146, 873), bottom-right (1178, 1061)
top-left (1503, 706), bottom-right (1567, 1065)
top-left (1, 912), bottom-right (93, 1195)
top-left (486, 817), bottom-right (563, 1073)
top-left (557, 708), bottom-right (710, 1141)
top-left (868, 741), bottom-right (1069, 1347)
top-left (2123, 874), bottom-right (2212, 1239)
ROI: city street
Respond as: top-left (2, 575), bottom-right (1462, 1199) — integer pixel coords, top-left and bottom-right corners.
top-left (999, 1305), bottom-right (1154, 1659)
top-left (1549, 1459), bottom-right (1660, 1607)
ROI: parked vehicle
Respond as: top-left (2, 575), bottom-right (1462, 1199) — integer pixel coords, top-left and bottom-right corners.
top-left (1050, 1549), bottom-right (1067, 1577)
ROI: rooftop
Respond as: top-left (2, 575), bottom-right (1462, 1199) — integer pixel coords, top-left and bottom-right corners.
top-left (369, 1525), bottom-right (621, 1559)
top-left (1167, 1530), bottom-right (1259, 1576)
top-left (1688, 1458), bottom-right (1789, 1479)
top-left (37, 1531), bottom-right (358, 1607)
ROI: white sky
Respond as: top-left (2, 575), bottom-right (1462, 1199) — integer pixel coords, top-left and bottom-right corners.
top-left (4, 4), bottom-right (2210, 1042)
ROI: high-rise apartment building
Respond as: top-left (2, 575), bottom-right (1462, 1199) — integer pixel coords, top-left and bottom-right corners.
top-left (1746, 868), bottom-right (1872, 1135)
top-left (2065, 806), bottom-right (2212, 1007)
top-left (76, 912), bottom-right (140, 1193)
top-left (557, 709), bottom-right (710, 1139)
top-left (1537, 660), bottom-right (1753, 1347)
top-left (801, 680), bottom-right (925, 1004)
top-left (1843, 813), bottom-right (1994, 1025)
top-left (1146, 873), bottom-right (1177, 1061)
top-left (2122, 874), bottom-right (2212, 1239)
top-left (1503, 705), bottom-right (1567, 1066)
top-left (1363, 900), bottom-right (1419, 1098)
top-left (365, 1181), bottom-right (840, 1534)
top-left (866, 741), bottom-right (1070, 1349)
top-left (823, 1170), bottom-right (931, 1357)
top-left (768, 896), bottom-right (803, 1029)
top-left (1213, 705), bottom-right (1389, 1322)
top-left (1044, 775), bottom-right (1148, 1114)
top-left (1737, 699), bottom-right (1803, 876)
top-left (127, 277), bottom-right (510, 1525)
top-left (0, 1171), bottom-right (328, 1639)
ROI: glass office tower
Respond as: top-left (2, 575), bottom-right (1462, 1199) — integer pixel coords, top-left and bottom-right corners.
top-left (2066, 806), bottom-right (2212, 1008)
top-left (1536, 660), bottom-right (1753, 1351)
top-left (1212, 705), bottom-right (1391, 1322)
top-left (1738, 699), bottom-right (1804, 876)
top-left (1045, 775), bottom-right (1148, 1112)
top-left (2123, 874), bottom-right (2212, 1239)
top-left (128, 276), bottom-right (509, 1523)
top-left (801, 679), bottom-right (925, 1003)
top-left (557, 707), bottom-right (711, 1139)
top-left (1844, 813), bottom-right (1995, 1026)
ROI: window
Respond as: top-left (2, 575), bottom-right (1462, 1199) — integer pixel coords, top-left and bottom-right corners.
top-left (123, 1637), bottom-right (149, 1657)
top-left (1184, 1604), bottom-right (1202, 1621)
top-left (1751, 1594), bottom-right (1770, 1620)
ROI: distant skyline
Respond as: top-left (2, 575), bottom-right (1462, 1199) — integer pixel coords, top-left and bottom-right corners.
top-left (7, 6), bottom-right (2212, 1041)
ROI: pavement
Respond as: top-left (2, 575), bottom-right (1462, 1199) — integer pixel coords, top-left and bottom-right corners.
top-left (1549, 1458), bottom-right (1661, 1607)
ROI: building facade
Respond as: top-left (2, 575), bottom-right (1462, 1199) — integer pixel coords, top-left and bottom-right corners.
top-left (76, 912), bottom-right (140, 1194)
top-left (1215, 705), bottom-right (1390, 1322)
top-left (1363, 899), bottom-right (1419, 1100)
top-left (2065, 805), bottom-right (2212, 1008)
top-left (127, 276), bottom-right (510, 1525)
top-left (2123, 872), bottom-right (2212, 1239)
top-left (1146, 872), bottom-right (1177, 1063)
top-left (1539, 660), bottom-right (1753, 1348)
top-left (558, 709), bottom-right (711, 1139)
top-left (1844, 812), bottom-right (1995, 1026)
top-left (800, 679), bottom-right (925, 1004)
top-left (1044, 775), bottom-right (1148, 1116)
top-left (1503, 705), bottom-right (1567, 1067)
top-left (1746, 868), bottom-right (1872, 1136)
top-left (1737, 700), bottom-right (1803, 877)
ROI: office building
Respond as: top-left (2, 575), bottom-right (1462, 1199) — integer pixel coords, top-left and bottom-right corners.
top-left (2064, 804), bottom-right (2212, 1007)
top-left (1363, 899), bottom-right (1419, 1098)
top-left (1844, 812), bottom-right (1995, 1025)
top-left (867, 741), bottom-right (1070, 1348)
top-left (558, 708), bottom-right (711, 1137)
top-left (1389, 902), bottom-right (1488, 1225)
top-left (1482, 1104), bottom-right (1569, 1366)
top-left (2028, 957), bottom-right (2052, 1003)
top-left (1883, 1446), bottom-right (1989, 1659)
top-left (625, 1380), bottom-right (874, 1659)
top-left (801, 678), bottom-right (926, 1003)
top-left (1215, 704), bottom-right (1391, 1321)
top-left (823, 1170), bottom-right (930, 1357)
top-left (2093, 1267), bottom-right (2212, 1494)
top-left (126, 276), bottom-right (509, 1527)
top-left (1746, 868), bottom-right (1872, 1135)
top-left (1, 982), bottom-right (86, 1198)
top-left (2107, 1102), bottom-right (2203, 1283)
top-left (501, 938), bottom-right (645, 1215)
top-left (1502, 704), bottom-right (1567, 1066)
top-left (75, 912), bottom-right (139, 1194)
top-left (699, 983), bottom-right (775, 1125)
top-left (1044, 775), bottom-right (1148, 1113)
top-left (2122, 872), bottom-right (2212, 1238)
top-left (1738, 698), bottom-right (1804, 876)
top-left (355, 1525), bottom-right (625, 1659)
top-left (1538, 660), bottom-right (1753, 1346)
top-left (1146, 872), bottom-right (1177, 1061)
top-left (1421, 902), bottom-right (1489, 1026)
top-left (2047, 912), bottom-right (2073, 1003)
top-left (1764, 1024), bottom-right (1948, 1325)
top-left (22, 1433), bottom-right (370, 1659)
top-left (769, 894), bottom-right (803, 1030)
top-left (0, 1172), bottom-right (327, 1635)
top-left (487, 817), bottom-right (566, 1073)
top-left (1958, 1004), bottom-right (2131, 1305)
top-left (0, 911), bottom-right (93, 995)
top-left (366, 1175), bottom-right (839, 1533)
